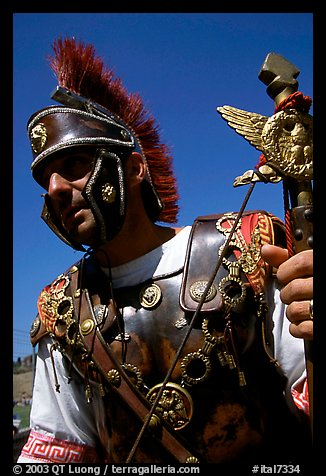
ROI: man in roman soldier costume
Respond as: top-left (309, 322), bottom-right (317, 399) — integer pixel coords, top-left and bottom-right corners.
top-left (18, 38), bottom-right (313, 466)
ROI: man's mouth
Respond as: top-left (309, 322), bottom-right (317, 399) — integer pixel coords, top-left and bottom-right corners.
top-left (62, 206), bottom-right (83, 226)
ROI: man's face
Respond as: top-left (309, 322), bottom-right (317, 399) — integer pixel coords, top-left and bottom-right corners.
top-left (40, 148), bottom-right (98, 246)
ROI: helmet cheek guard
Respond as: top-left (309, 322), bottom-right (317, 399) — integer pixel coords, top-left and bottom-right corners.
top-left (83, 148), bottom-right (128, 245)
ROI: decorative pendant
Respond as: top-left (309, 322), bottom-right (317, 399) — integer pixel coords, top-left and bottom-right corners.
top-left (218, 264), bottom-right (247, 308)
top-left (181, 351), bottom-right (212, 386)
top-left (180, 317), bottom-right (217, 386)
top-left (146, 382), bottom-right (193, 430)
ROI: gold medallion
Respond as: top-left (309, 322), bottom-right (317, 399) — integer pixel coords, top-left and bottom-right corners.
top-left (107, 369), bottom-right (121, 387)
top-left (30, 123), bottom-right (47, 154)
top-left (80, 319), bottom-right (94, 336)
top-left (139, 283), bottom-right (162, 309)
top-left (101, 183), bottom-right (116, 203)
top-left (146, 382), bottom-right (193, 430)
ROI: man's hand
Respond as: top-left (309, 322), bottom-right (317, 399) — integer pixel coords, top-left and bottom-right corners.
top-left (261, 244), bottom-right (313, 340)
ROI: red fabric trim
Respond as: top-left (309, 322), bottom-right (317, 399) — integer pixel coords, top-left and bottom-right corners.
top-left (220, 212), bottom-right (274, 294)
top-left (292, 378), bottom-right (310, 416)
top-left (274, 91), bottom-right (312, 114)
top-left (20, 429), bottom-right (99, 463)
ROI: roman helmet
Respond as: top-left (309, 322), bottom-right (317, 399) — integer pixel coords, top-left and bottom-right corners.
top-left (27, 37), bottom-right (179, 251)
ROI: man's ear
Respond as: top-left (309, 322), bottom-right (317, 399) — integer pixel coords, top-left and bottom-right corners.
top-left (126, 152), bottom-right (147, 184)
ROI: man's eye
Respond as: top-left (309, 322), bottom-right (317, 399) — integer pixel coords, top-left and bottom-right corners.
top-left (65, 157), bottom-right (81, 171)
top-left (39, 153), bottom-right (94, 189)
top-left (64, 157), bottom-right (92, 178)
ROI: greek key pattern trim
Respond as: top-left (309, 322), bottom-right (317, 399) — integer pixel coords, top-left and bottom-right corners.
top-left (20, 430), bottom-right (99, 463)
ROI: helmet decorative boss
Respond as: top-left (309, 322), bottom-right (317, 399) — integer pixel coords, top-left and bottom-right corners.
top-left (28, 37), bottom-right (179, 250)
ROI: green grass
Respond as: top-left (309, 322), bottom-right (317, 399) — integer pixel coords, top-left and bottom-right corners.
top-left (13, 404), bottom-right (31, 429)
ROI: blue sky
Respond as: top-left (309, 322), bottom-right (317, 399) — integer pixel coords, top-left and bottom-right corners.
top-left (13, 13), bottom-right (313, 358)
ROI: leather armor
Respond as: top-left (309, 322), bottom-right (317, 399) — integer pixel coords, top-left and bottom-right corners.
top-left (30, 211), bottom-right (310, 464)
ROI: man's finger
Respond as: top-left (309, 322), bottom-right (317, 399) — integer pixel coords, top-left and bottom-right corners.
top-left (261, 244), bottom-right (289, 269)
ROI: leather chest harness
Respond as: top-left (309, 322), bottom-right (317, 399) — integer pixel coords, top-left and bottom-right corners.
top-left (30, 211), bottom-right (306, 463)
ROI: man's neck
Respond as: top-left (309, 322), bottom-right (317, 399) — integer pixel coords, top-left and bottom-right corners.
top-left (95, 222), bottom-right (182, 267)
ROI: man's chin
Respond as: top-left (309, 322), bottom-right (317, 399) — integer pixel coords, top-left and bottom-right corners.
top-left (65, 225), bottom-right (98, 248)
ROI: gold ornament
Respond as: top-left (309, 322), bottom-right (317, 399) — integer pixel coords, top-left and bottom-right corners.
top-left (101, 183), bottom-right (116, 203)
top-left (80, 319), bottom-right (94, 336)
top-left (139, 283), bottom-right (162, 309)
top-left (185, 456), bottom-right (200, 463)
top-left (147, 382), bottom-right (193, 430)
top-left (30, 123), bottom-right (47, 153)
top-left (217, 105), bottom-right (313, 181)
top-left (107, 369), bottom-right (121, 387)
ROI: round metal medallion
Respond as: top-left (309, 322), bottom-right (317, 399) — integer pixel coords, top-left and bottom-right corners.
top-left (107, 369), bottom-right (121, 387)
top-left (146, 382), bottom-right (193, 430)
top-left (189, 281), bottom-right (217, 303)
top-left (80, 319), bottom-right (95, 335)
top-left (139, 283), bottom-right (162, 309)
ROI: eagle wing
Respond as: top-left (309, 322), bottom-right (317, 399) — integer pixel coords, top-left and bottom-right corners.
top-left (217, 105), bottom-right (268, 151)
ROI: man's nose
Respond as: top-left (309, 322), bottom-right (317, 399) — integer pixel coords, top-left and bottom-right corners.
top-left (48, 173), bottom-right (72, 199)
